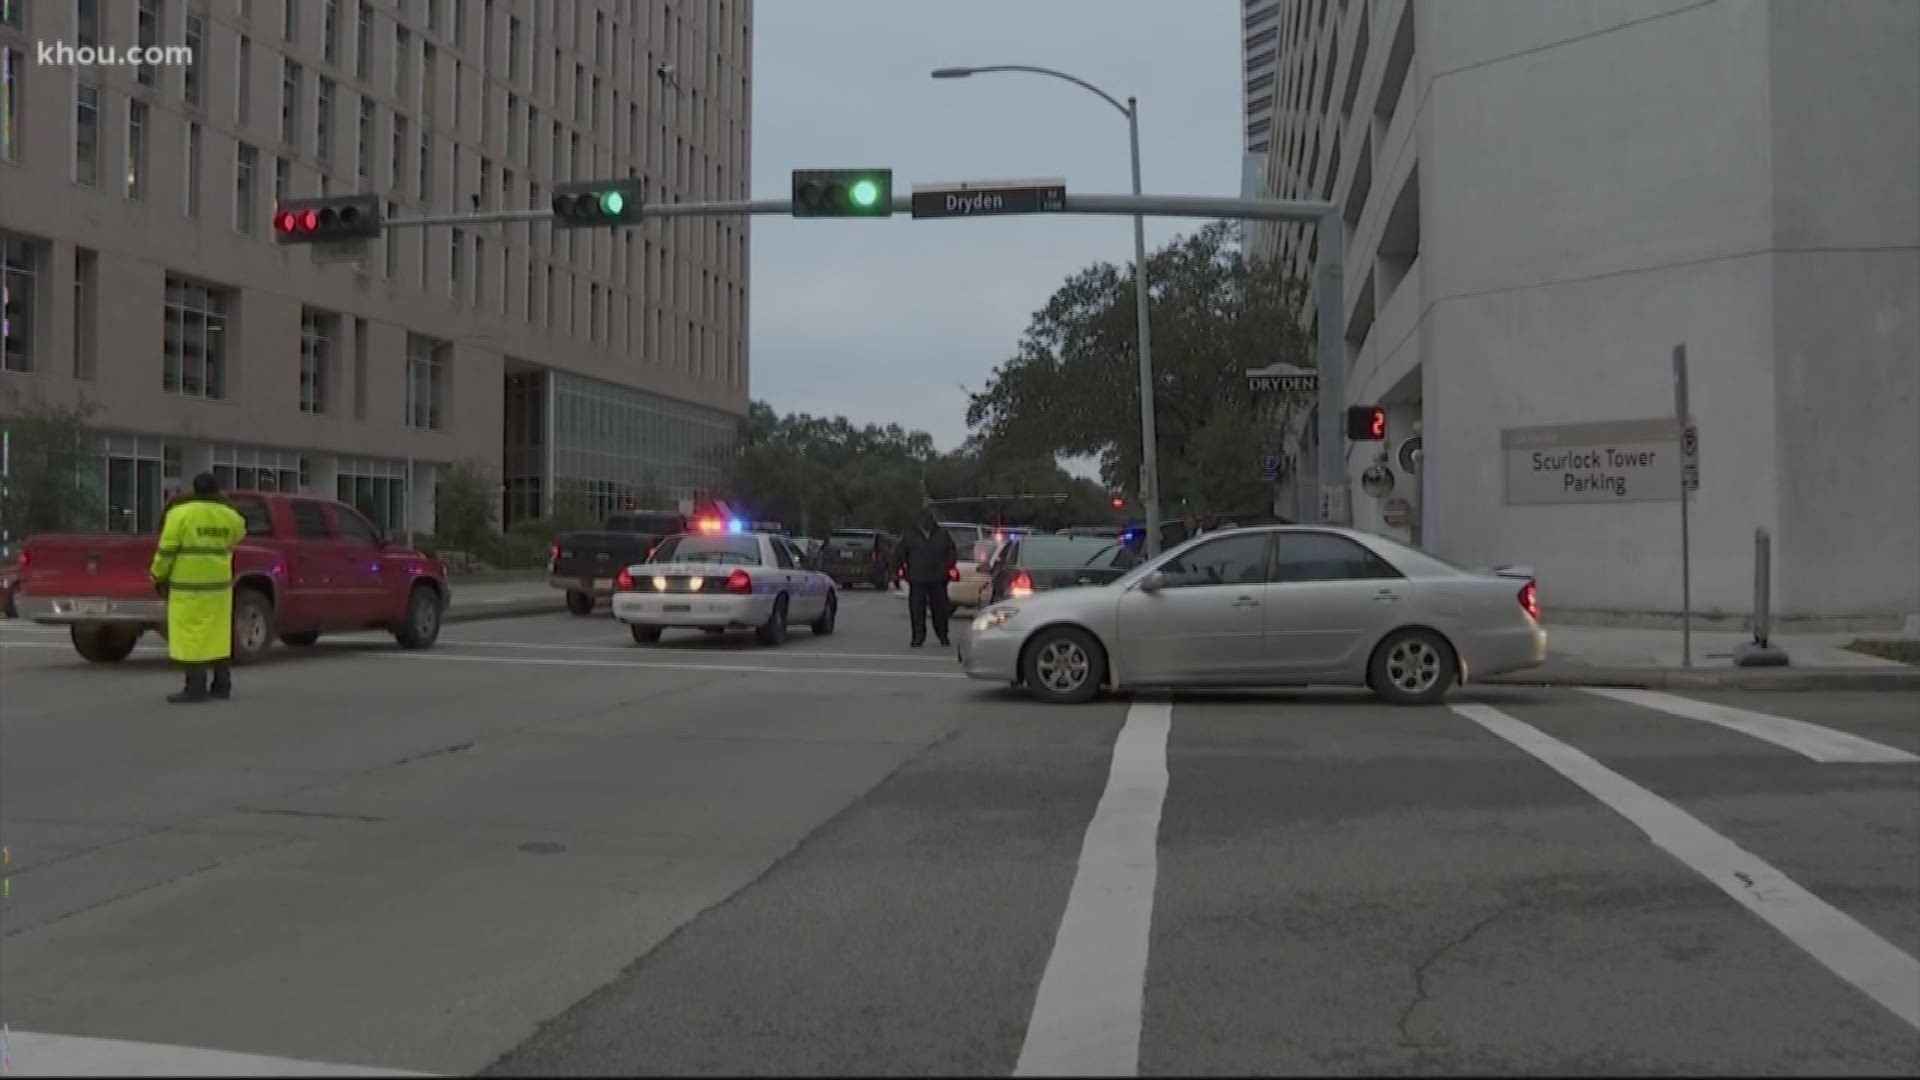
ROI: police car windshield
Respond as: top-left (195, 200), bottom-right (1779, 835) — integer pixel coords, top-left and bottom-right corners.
top-left (649, 535), bottom-right (763, 565)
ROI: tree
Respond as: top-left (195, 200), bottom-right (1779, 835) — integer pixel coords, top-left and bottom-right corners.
top-left (0, 389), bottom-right (104, 539)
top-left (432, 460), bottom-right (496, 553)
top-left (965, 220), bottom-right (1314, 514)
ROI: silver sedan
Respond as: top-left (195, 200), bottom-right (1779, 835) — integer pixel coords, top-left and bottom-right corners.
top-left (957, 525), bottom-right (1547, 705)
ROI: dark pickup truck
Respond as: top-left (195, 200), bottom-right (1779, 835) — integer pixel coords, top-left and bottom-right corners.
top-left (550, 509), bottom-right (687, 615)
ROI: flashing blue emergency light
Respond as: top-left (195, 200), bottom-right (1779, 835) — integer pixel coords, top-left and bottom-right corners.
top-left (1122, 528), bottom-right (1143, 543)
top-left (727, 519), bottom-right (745, 534)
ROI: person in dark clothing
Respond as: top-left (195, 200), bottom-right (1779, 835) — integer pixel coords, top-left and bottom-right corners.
top-left (894, 510), bottom-right (958, 647)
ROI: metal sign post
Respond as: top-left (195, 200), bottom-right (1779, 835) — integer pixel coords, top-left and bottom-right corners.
top-left (1673, 344), bottom-right (1692, 668)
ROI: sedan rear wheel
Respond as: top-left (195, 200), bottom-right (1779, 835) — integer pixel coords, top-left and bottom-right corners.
top-left (630, 624), bottom-right (662, 644)
top-left (1368, 628), bottom-right (1458, 706)
top-left (754, 595), bottom-right (789, 646)
top-left (1022, 627), bottom-right (1105, 705)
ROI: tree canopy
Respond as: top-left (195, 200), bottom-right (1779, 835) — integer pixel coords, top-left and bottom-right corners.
top-left (965, 220), bottom-right (1314, 514)
top-left (718, 402), bottom-right (1118, 536)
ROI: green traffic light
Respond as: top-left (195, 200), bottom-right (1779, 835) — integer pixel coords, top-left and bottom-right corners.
top-left (849, 179), bottom-right (879, 207)
top-left (600, 190), bottom-right (625, 215)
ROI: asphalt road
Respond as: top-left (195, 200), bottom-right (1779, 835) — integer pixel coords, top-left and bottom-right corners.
top-left (1, 587), bottom-right (1916, 1076)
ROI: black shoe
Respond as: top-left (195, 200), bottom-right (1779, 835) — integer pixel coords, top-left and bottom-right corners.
top-left (167, 690), bottom-right (210, 704)
top-left (937, 639), bottom-right (951, 648)
top-left (910, 640), bottom-right (924, 648)
top-left (210, 687), bottom-right (232, 701)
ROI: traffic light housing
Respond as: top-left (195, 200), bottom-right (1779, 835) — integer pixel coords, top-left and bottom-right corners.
top-left (1346, 404), bottom-right (1387, 441)
top-left (791, 168), bottom-right (893, 218)
top-left (272, 193), bottom-right (383, 244)
top-left (552, 179), bottom-right (646, 228)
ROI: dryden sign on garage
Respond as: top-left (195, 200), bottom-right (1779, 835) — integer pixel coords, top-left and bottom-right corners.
top-left (1502, 418), bottom-right (1684, 504)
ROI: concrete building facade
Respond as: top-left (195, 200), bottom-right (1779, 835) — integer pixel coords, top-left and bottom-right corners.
top-left (1251, 0), bottom-right (1919, 623)
top-left (1, 0), bottom-right (751, 540)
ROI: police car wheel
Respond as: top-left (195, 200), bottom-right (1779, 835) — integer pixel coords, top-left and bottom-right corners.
top-left (810, 592), bottom-right (837, 635)
top-left (754, 596), bottom-right (789, 646)
top-left (630, 624), bottom-right (662, 644)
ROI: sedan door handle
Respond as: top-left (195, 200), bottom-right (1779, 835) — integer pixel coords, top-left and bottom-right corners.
top-left (1232, 596), bottom-right (1260, 607)
top-left (1373, 590), bottom-right (1399, 601)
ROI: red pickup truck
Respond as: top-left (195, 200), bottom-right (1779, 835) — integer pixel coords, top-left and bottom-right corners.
top-left (13, 491), bottom-right (450, 664)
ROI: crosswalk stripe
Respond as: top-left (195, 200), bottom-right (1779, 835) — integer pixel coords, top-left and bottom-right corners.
top-left (1016, 700), bottom-right (1172, 1077)
top-left (1453, 702), bottom-right (1920, 1032)
top-left (1582, 687), bottom-right (1918, 764)
top-left (1, 1030), bottom-right (434, 1077)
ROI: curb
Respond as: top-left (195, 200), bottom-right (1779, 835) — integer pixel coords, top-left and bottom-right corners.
top-left (1480, 666), bottom-right (1920, 691)
top-left (443, 598), bottom-right (559, 624)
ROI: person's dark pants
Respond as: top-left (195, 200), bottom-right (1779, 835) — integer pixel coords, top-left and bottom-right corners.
top-left (177, 660), bottom-right (233, 700)
top-left (906, 581), bottom-right (952, 646)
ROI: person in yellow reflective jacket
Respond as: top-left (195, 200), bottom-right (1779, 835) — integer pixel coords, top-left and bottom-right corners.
top-left (149, 472), bottom-right (249, 704)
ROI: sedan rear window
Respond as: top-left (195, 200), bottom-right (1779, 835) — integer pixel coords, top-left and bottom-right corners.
top-left (827, 532), bottom-right (877, 552)
top-left (649, 535), bottom-right (763, 565)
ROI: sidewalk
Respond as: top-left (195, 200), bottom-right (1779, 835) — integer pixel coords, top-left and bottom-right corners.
top-left (1482, 623), bottom-right (1920, 691)
top-left (444, 579), bottom-right (560, 623)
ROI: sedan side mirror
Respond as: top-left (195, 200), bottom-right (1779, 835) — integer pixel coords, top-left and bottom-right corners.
top-left (1138, 570), bottom-right (1166, 593)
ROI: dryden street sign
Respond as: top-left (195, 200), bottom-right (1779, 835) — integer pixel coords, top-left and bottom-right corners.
top-left (910, 178), bottom-right (1067, 219)
top-left (1245, 362), bottom-right (1318, 394)
top-left (1501, 418), bottom-right (1684, 504)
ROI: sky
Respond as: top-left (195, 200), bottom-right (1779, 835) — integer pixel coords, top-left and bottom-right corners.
top-left (745, 0), bottom-right (1244, 458)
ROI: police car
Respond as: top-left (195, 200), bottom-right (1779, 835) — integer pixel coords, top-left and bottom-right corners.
top-left (610, 519), bottom-right (837, 646)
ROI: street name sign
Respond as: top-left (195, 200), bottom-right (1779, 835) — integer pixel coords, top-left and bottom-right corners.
top-left (310, 238), bottom-right (370, 264)
top-left (910, 177), bottom-right (1066, 219)
top-left (1245, 362), bottom-right (1318, 394)
top-left (1501, 418), bottom-right (1684, 505)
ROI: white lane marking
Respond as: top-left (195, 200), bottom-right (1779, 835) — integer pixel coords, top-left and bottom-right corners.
top-left (381, 650), bottom-right (967, 679)
top-left (419, 638), bottom-right (955, 663)
top-left (1016, 700), bottom-right (1172, 1077)
top-left (1453, 702), bottom-right (1920, 1031)
top-left (1583, 687), bottom-right (1919, 764)
top-left (3, 1030), bottom-right (435, 1076)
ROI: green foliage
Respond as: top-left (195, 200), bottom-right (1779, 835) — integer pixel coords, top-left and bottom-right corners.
top-left (548, 483), bottom-right (599, 532)
top-left (965, 220), bottom-right (1313, 513)
top-left (432, 460), bottom-right (497, 553)
top-left (0, 390), bottom-right (106, 538)
top-left (720, 403), bottom-right (1115, 537)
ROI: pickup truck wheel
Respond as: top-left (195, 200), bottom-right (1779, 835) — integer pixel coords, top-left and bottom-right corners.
top-left (630, 624), bottom-right (662, 644)
top-left (231, 590), bottom-right (276, 665)
top-left (71, 624), bottom-right (140, 662)
top-left (394, 586), bottom-right (443, 650)
top-left (280, 631), bottom-right (321, 647)
top-left (754, 595), bottom-right (789, 646)
top-left (809, 591), bottom-right (837, 635)
top-left (565, 590), bottom-right (595, 617)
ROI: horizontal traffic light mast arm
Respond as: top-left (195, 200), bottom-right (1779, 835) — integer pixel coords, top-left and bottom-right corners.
top-left (378, 193), bottom-right (1337, 228)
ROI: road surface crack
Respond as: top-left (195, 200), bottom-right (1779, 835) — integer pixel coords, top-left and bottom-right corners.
top-left (233, 807), bottom-right (387, 823)
top-left (1396, 900), bottom-right (1520, 1047)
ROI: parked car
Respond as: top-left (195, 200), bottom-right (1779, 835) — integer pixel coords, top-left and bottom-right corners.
top-left (1, 559), bottom-right (18, 618)
top-left (949, 538), bottom-right (1001, 612)
top-left (819, 528), bottom-right (896, 589)
top-left (611, 530), bottom-right (837, 646)
top-left (549, 508), bottom-right (688, 616)
top-left (959, 525), bottom-right (1546, 706)
top-left (979, 533), bottom-right (1141, 606)
top-left (13, 492), bottom-right (450, 664)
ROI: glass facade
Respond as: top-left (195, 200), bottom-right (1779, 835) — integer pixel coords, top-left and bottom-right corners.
top-left (337, 454), bottom-right (408, 531)
top-left (212, 442), bottom-right (304, 495)
top-left (546, 372), bottom-right (738, 522)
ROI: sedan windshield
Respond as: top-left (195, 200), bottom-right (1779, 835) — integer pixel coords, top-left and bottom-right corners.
top-left (648, 535), bottom-right (762, 565)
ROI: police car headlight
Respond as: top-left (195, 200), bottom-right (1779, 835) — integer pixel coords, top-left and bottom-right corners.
top-left (973, 607), bottom-right (1018, 632)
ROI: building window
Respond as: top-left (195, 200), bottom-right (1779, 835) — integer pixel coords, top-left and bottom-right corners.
top-left (357, 95), bottom-right (373, 178)
top-left (125, 101), bottom-right (148, 199)
top-left (315, 76), bottom-right (334, 161)
top-left (1, 48), bottom-right (19, 165)
top-left (390, 112), bottom-right (407, 193)
top-left (162, 275), bottom-right (231, 400)
top-left (274, 155), bottom-right (288, 202)
top-left (184, 11), bottom-right (204, 106)
top-left (283, 0), bottom-right (298, 41)
top-left (184, 122), bottom-right (201, 215)
top-left (383, 198), bottom-right (397, 277)
top-left (73, 247), bottom-right (99, 380)
top-left (234, 142), bottom-right (257, 233)
top-left (405, 333), bottom-right (446, 430)
top-left (526, 105), bottom-right (538, 174)
top-left (393, 27), bottom-right (410, 104)
top-left (282, 60), bottom-right (302, 146)
top-left (1, 232), bottom-right (37, 374)
top-left (451, 59), bottom-right (461, 130)
top-left (507, 17), bottom-right (521, 82)
top-left (355, 0), bottom-right (372, 81)
top-left (353, 316), bottom-right (369, 420)
top-left (73, 81), bottom-right (99, 186)
top-left (137, 0), bottom-right (160, 88)
top-left (335, 455), bottom-right (407, 530)
top-left (421, 43), bottom-right (436, 121)
top-left (506, 93), bottom-right (520, 157)
top-left (473, 235), bottom-right (485, 307)
top-left (417, 126), bottom-right (432, 201)
top-left (299, 306), bottom-right (334, 413)
top-left (77, 0), bottom-right (101, 48)
top-left (235, 35), bottom-right (251, 124)
top-left (448, 227), bottom-right (462, 301)
top-left (213, 444), bottom-right (302, 494)
top-left (322, 0), bottom-right (338, 65)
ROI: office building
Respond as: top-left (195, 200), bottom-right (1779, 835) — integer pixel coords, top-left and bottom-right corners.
top-left (1249, 0), bottom-right (1918, 622)
top-left (1, 0), bottom-right (752, 537)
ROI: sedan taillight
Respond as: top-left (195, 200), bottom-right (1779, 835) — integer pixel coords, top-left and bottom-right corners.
top-left (725, 569), bottom-right (753, 594)
top-left (1009, 570), bottom-right (1034, 598)
top-left (1519, 580), bottom-right (1539, 620)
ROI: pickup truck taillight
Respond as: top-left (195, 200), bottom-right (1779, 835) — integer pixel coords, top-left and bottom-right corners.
top-left (614, 568), bottom-right (634, 591)
top-left (16, 549), bottom-right (27, 570)
top-left (724, 569), bottom-right (752, 594)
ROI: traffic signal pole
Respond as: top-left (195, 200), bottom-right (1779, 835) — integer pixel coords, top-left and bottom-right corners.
top-left (375, 190), bottom-right (1347, 526)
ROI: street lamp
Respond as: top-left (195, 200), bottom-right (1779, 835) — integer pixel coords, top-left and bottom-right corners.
top-left (932, 64), bottom-right (1166, 556)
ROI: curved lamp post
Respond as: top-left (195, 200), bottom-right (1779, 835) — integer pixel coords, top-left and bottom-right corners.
top-left (932, 65), bottom-right (1166, 556)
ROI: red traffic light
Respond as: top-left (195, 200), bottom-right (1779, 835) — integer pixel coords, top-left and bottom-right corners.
top-left (1110, 495), bottom-right (1125, 510)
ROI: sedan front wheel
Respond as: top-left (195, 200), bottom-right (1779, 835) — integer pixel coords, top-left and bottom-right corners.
top-left (1021, 627), bottom-right (1105, 704)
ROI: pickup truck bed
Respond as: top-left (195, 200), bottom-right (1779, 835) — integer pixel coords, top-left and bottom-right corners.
top-left (14, 491), bottom-right (451, 664)
top-left (549, 510), bottom-right (686, 615)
